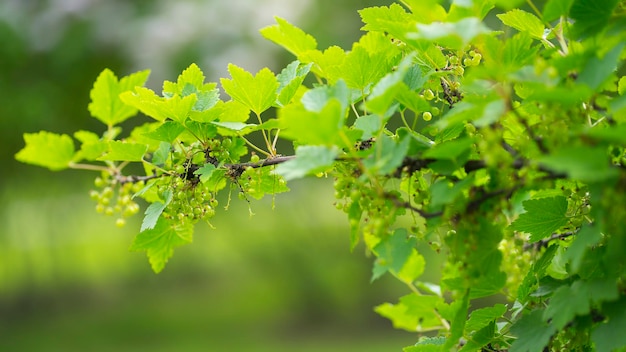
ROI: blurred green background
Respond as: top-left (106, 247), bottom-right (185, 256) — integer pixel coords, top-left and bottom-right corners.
top-left (0, 0), bottom-right (445, 350)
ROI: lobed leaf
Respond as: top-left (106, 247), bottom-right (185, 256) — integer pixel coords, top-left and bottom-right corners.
top-left (259, 17), bottom-right (317, 57)
top-left (130, 217), bottom-right (193, 273)
top-left (510, 196), bottom-right (568, 242)
top-left (220, 64), bottom-right (278, 116)
top-left (15, 131), bottom-right (76, 171)
top-left (274, 145), bottom-right (338, 181)
top-left (88, 69), bottom-right (150, 126)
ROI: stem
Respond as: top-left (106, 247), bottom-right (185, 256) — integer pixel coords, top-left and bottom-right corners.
top-left (240, 135), bottom-right (271, 157)
top-left (255, 112), bottom-right (274, 155)
top-left (69, 162), bottom-right (109, 172)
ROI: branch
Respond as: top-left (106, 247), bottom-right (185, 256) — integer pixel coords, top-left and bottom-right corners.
top-left (523, 230), bottom-right (577, 251)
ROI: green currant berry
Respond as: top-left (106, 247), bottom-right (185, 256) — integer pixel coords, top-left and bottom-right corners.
top-left (115, 218), bottom-right (126, 228)
top-left (423, 111), bottom-right (433, 121)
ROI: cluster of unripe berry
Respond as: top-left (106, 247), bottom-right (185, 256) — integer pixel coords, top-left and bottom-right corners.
top-left (90, 174), bottom-right (142, 227)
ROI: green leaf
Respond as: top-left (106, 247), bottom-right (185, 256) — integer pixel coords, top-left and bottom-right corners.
top-left (15, 131), bottom-right (76, 171)
top-left (509, 309), bottom-right (556, 352)
top-left (517, 245), bottom-right (558, 301)
top-left (404, 337), bottom-right (447, 352)
top-left (372, 228), bottom-right (417, 281)
top-left (570, 0), bottom-right (620, 37)
top-left (276, 60), bottom-right (311, 107)
top-left (538, 146), bottom-right (618, 182)
top-left (260, 17), bottom-right (317, 58)
top-left (618, 76), bottom-right (626, 95)
top-left (510, 196), bottom-right (568, 242)
top-left (395, 250), bottom-right (426, 285)
top-left (279, 98), bottom-right (344, 146)
top-left (220, 64), bottom-right (279, 115)
top-left (497, 9), bottom-right (545, 40)
top-left (341, 32), bottom-right (400, 91)
top-left (443, 289), bottom-right (470, 350)
top-left (143, 121), bottom-right (186, 143)
top-left (73, 130), bottom-right (107, 161)
top-left (119, 87), bottom-right (169, 122)
top-left (408, 18), bottom-right (491, 51)
top-left (375, 293), bottom-right (444, 332)
top-left (194, 163), bottom-right (216, 183)
top-left (592, 296), bottom-right (626, 352)
top-left (542, 0), bottom-right (574, 22)
top-left (141, 190), bottom-right (173, 232)
top-left (98, 140), bottom-right (148, 162)
top-left (353, 114), bottom-right (382, 140)
top-left (578, 42), bottom-right (625, 91)
top-left (274, 145), bottom-right (338, 181)
top-left (88, 69), bottom-right (150, 126)
top-left (130, 217), bottom-right (193, 273)
top-left (563, 224), bottom-right (603, 273)
top-left (465, 304), bottom-right (507, 332)
top-left (162, 63), bottom-right (216, 100)
top-left (301, 79), bottom-right (350, 113)
top-left (459, 321), bottom-right (496, 352)
top-left (359, 4), bottom-right (416, 41)
top-left (363, 134), bottom-right (411, 176)
top-left (299, 46), bottom-right (346, 83)
top-left (544, 280), bottom-right (619, 330)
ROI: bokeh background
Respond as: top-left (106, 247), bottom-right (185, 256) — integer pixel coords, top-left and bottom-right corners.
top-left (0, 0), bottom-right (448, 350)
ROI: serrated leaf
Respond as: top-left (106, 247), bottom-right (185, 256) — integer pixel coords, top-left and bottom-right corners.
top-left (88, 69), bottom-right (150, 126)
top-left (299, 46), bottom-right (346, 83)
top-left (359, 4), bottom-right (416, 41)
top-left (15, 131), bottom-right (76, 171)
top-left (73, 130), bottom-right (107, 161)
top-left (563, 224), bottom-right (602, 273)
top-left (130, 217), bottom-right (193, 273)
top-left (619, 76), bottom-right (626, 96)
top-left (194, 163), bottom-right (216, 183)
top-left (509, 309), bottom-right (556, 352)
top-left (342, 32), bottom-right (400, 91)
top-left (98, 140), bottom-right (148, 162)
top-left (375, 293), bottom-right (445, 332)
top-left (260, 17), bottom-right (317, 57)
top-left (465, 304), bottom-right (507, 332)
top-left (570, 0), bottom-right (620, 38)
top-left (363, 134), bottom-right (410, 175)
top-left (119, 87), bottom-right (169, 122)
top-left (404, 337), bottom-right (447, 352)
top-left (408, 17), bottom-right (491, 51)
top-left (497, 9), bottom-right (545, 40)
top-left (279, 98), bottom-right (344, 146)
top-left (517, 244), bottom-right (558, 301)
top-left (301, 79), bottom-right (350, 113)
top-left (395, 249), bottom-right (425, 285)
top-left (162, 63), bottom-right (214, 97)
top-left (220, 64), bottom-right (278, 115)
top-left (542, 0), bottom-right (574, 22)
top-left (510, 196), bottom-right (568, 242)
top-left (274, 145), bottom-right (338, 181)
top-left (143, 121), bottom-right (186, 143)
top-left (141, 190), bottom-right (173, 232)
top-left (276, 60), bottom-right (312, 107)
top-left (578, 42), bottom-right (625, 91)
top-left (539, 146), bottom-right (618, 182)
top-left (372, 228), bottom-right (417, 282)
top-left (543, 280), bottom-right (618, 330)
top-left (152, 142), bottom-right (170, 166)
top-left (591, 296), bottom-right (626, 352)
top-left (353, 114), bottom-right (382, 140)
